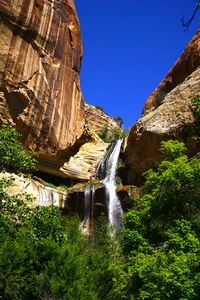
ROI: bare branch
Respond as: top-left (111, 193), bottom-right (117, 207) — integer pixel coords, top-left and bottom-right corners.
top-left (181, 4), bottom-right (199, 31)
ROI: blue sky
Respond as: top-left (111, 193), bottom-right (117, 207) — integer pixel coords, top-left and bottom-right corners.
top-left (75, 1), bottom-right (199, 129)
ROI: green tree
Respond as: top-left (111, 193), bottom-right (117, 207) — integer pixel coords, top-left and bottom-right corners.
top-left (113, 116), bottom-right (124, 128)
top-left (99, 124), bottom-right (126, 143)
top-left (191, 96), bottom-right (200, 147)
top-left (95, 106), bottom-right (105, 113)
top-left (0, 125), bottom-right (37, 173)
top-left (120, 140), bottom-right (200, 299)
top-left (0, 178), bottom-right (124, 299)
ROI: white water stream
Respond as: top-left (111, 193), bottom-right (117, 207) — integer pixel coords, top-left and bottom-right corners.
top-left (83, 185), bottom-right (91, 231)
top-left (102, 139), bottom-right (123, 230)
top-left (82, 139), bottom-right (123, 233)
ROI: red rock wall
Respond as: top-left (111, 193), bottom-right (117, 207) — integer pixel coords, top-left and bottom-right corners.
top-left (125, 31), bottom-right (200, 185)
top-left (143, 30), bottom-right (200, 114)
top-left (0, 0), bottom-right (85, 162)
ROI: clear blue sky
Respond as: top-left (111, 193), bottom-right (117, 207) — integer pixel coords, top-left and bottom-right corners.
top-left (75, 1), bottom-right (199, 129)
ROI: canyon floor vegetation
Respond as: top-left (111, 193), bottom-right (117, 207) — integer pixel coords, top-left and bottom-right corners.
top-left (0, 127), bottom-right (200, 299)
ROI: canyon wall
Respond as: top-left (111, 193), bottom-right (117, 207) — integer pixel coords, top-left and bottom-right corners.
top-left (125, 30), bottom-right (200, 185)
top-left (0, 0), bottom-right (86, 168)
top-left (0, 0), bottom-right (112, 180)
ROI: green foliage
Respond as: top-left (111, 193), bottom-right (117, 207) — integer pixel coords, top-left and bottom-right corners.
top-left (0, 125), bottom-right (37, 173)
top-left (120, 140), bottom-right (200, 299)
top-left (99, 124), bottom-right (126, 143)
top-left (113, 116), bottom-right (124, 127)
top-left (160, 139), bottom-right (186, 160)
top-left (191, 96), bottom-right (200, 147)
top-left (0, 179), bottom-right (124, 299)
top-left (124, 250), bottom-right (200, 300)
top-left (95, 105), bottom-right (105, 112)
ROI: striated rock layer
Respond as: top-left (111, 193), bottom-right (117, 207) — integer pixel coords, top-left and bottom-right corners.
top-left (61, 138), bottom-right (108, 180)
top-left (125, 31), bottom-right (200, 185)
top-left (0, 172), bottom-right (68, 207)
top-left (0, 0), bottom-right (85, 167)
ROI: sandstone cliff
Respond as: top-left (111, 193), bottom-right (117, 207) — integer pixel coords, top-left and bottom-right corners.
top-left (125, 30), bottom-right (200, 185)
top-left (0, 0), bottom-right (111, 180)
top-left (143, 30), bottom-right (200, 115)
top-left (0, 0), bottom-right (86, 166)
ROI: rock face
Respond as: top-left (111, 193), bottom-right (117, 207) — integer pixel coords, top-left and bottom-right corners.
top-left (0, 172), bottom-right (68, 207)
top-left (60, 138), bottom-right (108, 180)
top-left (125, 31), bottom-right (200, 185)
top-left (0, 0), bottom-right (117, 181)
top-left (0, 172), bottom-right (109, 233)
top-left (0, 0), bottom-right (85, 165)
top-left (85, 103), bottom-right (119, 135)
top-left (143, 30), bottom-right (200, 115)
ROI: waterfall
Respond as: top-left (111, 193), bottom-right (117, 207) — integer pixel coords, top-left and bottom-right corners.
top-left (101, 139), bottom-right (123, 230)
top-left (81, 139), bottom-right (123, 233)
top-left (82, 184), bottom-right (96, 233)
top-left (83, 185), bottom-right (91, 232)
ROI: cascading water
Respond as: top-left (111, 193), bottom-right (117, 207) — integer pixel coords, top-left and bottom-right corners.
top-left (81, 139), bottom-right (123, 233)
top-left (101, 139), bottom-right (123, 230)
top-left (82, 185), bottom-right (91, 232)
top-left (82, 184), bottom-right (96, 233)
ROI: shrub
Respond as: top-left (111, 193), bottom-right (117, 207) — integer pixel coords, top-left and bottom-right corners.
top-left (0, 125), bottom-right (37, 173)
top-left (95, 106), bottom-right (105, 113)
top-left (99, 124), bottom-right (126, 143)
top-left (191, 96), bottom-right (200, 147)
top-left (113, 116), bottom-right (124, 128)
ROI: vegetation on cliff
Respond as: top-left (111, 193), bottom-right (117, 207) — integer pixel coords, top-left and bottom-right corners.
top-left (0, 125), bottom-right (37, 174)
top-left (191, 96), bottom-right (200, 148)
top-left (99, 123), bottom-right (126, 143)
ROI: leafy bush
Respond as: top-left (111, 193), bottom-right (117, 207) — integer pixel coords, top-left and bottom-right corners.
top-left (99, 124), bottom-right (126, 143)
top-left (0, 125), bottom-right (37, 173)
top-left (191, 96), bottom-right (200, 147)
top-left (120, 140), bottom-right (200, 299)
top-left (0, 178), bottom-right (124, 299)
top-left (95, 106), bottom-right (105, 112)
top-left (113, 116), bottom-right (124, 127)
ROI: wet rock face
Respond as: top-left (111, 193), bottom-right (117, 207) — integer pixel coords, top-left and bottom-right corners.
top-left (0, 0), bottom-right (84, 159)
top-left (125, 31), bottom-right (200, 185)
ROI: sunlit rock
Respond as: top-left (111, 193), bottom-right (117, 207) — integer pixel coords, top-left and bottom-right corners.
top-left (125, 30), bottom-right (200, 185)
top-left (0, 172), bottom-right (67, 207)
top-left (0, 0), bottom-right (85, 172)
top-left (60, 137), bottom-right (108, 180)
